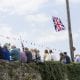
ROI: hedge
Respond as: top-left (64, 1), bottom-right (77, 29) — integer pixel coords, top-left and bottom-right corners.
top-left (66, 63), bottom-right (80, 80)
top-left (36, 62), bottom-right (65, 80)
top-left (0, 61), bottom-right (80, 80)
top-left (29, 62), bottom-right (80, 80)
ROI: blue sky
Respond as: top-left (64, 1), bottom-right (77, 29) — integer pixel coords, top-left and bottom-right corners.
top-left (0, 0), bottom-right (80, 56)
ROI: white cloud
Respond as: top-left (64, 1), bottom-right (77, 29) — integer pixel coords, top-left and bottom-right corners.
top-left (0, 23), bottom-right (79, 51)
top-left (0, 24), bottom-right (19, 46)
top-left (0, 24), bottom-right (68, 49)
top-left (0, 0), bottom-right (48, 15)
top-left (36, 30), bottom-right (68, 44)
top-left (55, 0), bottom-right (80, 5)
top-left (0, 24), bottom-right (12, 36)
top-left (71, 0), bottom-right (80, 3)
top-left (26, 13), bottom-right (50, 23)
top-left (35, 30), bottom-right (79, 52)
top-left (0, 0), bottom-right (79, 15)
top-left (0, 24), bottom-right (38, 48)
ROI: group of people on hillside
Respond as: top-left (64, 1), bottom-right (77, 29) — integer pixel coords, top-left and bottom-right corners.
top-left (59, 52), bottom-right (80, 64)
top-left (1, 43), bottom-right (78, 64)
top-left (44, 49), bottom-right (71, 64)
top-left (0, 44), bottom-right (41, 63)
top-left (0, 44), bottom-right (55, 63)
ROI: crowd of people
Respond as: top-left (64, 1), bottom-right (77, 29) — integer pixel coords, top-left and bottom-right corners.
top-left (59, 52), bottom-right (80, 64)
top-left (0, 43), bottom-right (41, 63)
top-left (0, 43), bottom-right (79, 64)
top-left (44, 49), bottom-right (71, 64)
top-left (0, 43), bottom-right (55, 62)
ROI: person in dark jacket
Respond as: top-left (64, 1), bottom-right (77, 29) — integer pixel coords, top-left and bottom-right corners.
top-left (2, 45), bottom-right (10, 61)
top-left (64, 52), bottom-right (71, 64)
top-left (0, 46), bottom-right (3, 59)
top-left (34, 49), bottom-right (41, 63)
top-left (24, 47), bottom-right (32, 63)
top-left (60, 53), bottom-right (66, 64)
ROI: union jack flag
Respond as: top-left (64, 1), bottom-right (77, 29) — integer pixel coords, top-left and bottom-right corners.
top-left (52, 17), bottom-right (65, 31)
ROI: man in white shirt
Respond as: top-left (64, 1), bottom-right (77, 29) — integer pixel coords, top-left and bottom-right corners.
top-left (49, 50), bottom-right (59, 61)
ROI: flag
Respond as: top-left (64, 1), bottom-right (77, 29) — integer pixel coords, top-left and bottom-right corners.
top-left (52, 17), bottom-right (65, 31)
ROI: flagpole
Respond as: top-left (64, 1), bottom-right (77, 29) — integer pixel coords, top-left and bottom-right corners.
top-left (20, 36), bottom-right (24, 51)
top-left (66, 0), bottom-right (74, 62)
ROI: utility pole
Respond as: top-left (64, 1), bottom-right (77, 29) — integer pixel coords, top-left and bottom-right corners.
top-left (66, 0), bottom-right (74, 62)
top-left (20, 36), bottom-right (24, 52)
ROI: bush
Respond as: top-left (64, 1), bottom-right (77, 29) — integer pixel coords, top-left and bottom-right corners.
top-left (36, 62), bottom-right (66, 80)
top-left (0, 61), bottom-right (80, 80)
top-left (30, 62), bottom-right (80, 80)
top-left (66, 63), bottom-right (80, 80)
top-left (0, 61), bottom-right (42, 80)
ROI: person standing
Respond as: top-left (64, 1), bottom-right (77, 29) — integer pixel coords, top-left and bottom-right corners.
top-left (0, 46), bottom-right (4, 59)
top-left (60, 53), bottom-right (66, 64)
top-left (44, 50), bottom-right (51, 61)
top-left (24, 48), bottom-right (32, 63)
top-left (30, 49), bottom-right (36, 62)
top-left (10, 45), bottom-right (20, 61)
top-left (75, 55), bottom-right (80, 63)
top-left (2, 45), bottom-right (10, 61)
top-left (64, 52), bottom-right (71, 64)
top-left (49, 49), bottom-right (57, 61)
top-left (20, 51), bottom-right (27, 63)
top-left (35, 49), bottom-right (41, 63)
